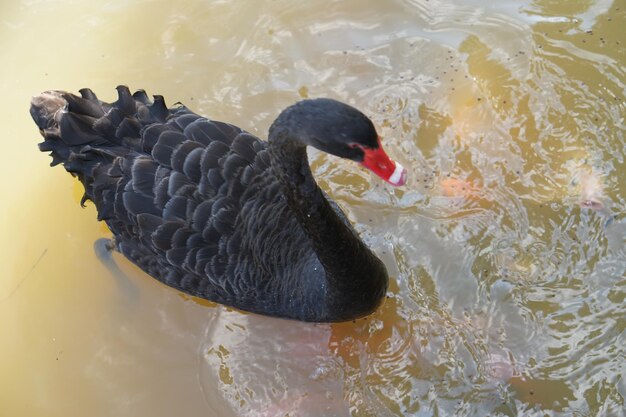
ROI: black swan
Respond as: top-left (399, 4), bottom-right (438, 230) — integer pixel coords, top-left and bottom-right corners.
top-left (30, 86), bottom-right (407, 322)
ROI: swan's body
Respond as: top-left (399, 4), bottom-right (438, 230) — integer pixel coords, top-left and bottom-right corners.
top-left (30, 86), bottom-right (406, 322)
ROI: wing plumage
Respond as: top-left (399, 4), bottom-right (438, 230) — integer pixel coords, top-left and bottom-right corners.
top-left (30, 86), bottom-right (340, 320)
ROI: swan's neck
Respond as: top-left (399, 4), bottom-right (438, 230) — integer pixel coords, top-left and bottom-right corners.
top-left (268, 135), bottom-right (387, 317)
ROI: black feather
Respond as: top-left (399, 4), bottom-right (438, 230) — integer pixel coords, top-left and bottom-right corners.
top-left (194, 246), bottom-right (217, 275)
top-left (206, 255), bottom-right (227, 278)
top-left (175, 183), bottom-right (196, 198)
top-left (171, 228), bottom-right (193, 248)
top-left (132, 89), bottom-right (150, 104)
top-left (173, 113), bottom-right (201, 130)
top-left (183, 247), bottom-right (200, 272)
top-left (137, 213), bottom-right (163, 237)
top-left (184, 119), bottom-right (236, 145)
top-left (211, 121), bottom-right (242, 144)
top-left (122, 191), bottom-right (160, 217)
top-left (152, 131), bottom-right (186, 167)
top-left (182, 147), bottom-right (204, 182)
top-left (166, 247), bottom-right (188, 266)
top-left (171, 140), bottom-right (204, 173)
top-left (93, 116), bottom-right (117, 139)
top-left (210, 196), bottom-right (233, 215)
top-left (59, 112), bottom-right (103, 145)
top-left (207, 168), bottom-right (224, 190)
top-left (152, 221), bottom-right (183, 251)
top-left (137, 104), bottom-right (157, 124)
top-left (167, 171), bottom-right (191, 196)
top-left (78, 88), bottom-right (98, 102)
top-left (202, 224), bottom-right (221, 243)
top-left (154, 165), bottom-right (170, 185)
top-left (212, 207), bottom-right (235, 234)
top-left (154, 176), bottom-right (170, 209)
top-left (185, 233), bottom-right (204, 249)
top-left (227, 229), bottom-right (242, 254)
top-left (141, 124), bottom-right (175, 153)
top-left (163, 195), bottom-right (188, 221)
top-left (131, 157), bottom-right (157, 197)
top-left (223, 153), bottom-right (249, 179)
top-left (116, 117), bottom-right (141, 140)
top-left (240, 165), bottom-right (256, 185)
top-left (191, 200), bottom-right (213, 231)
top-left (105, 107), bottom-right (124, 128)
top-left (113, 180), bottom-right (128, 220)
top-left (200, 140), bottom-right (230, 172)
top-left (115, 85), bottom-right (136, 116)
top-left (64, 93), bottom-right (105, 118)
top-left (150, 95), bottom-right (169, 121)
top-left (96, 189), bottom-right (115, 220)
top-left (231, 133), bottom-right (258, 162)
top-left (185, 198), bottom-right (198, 220)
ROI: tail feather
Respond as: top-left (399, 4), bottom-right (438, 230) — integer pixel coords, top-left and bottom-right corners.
top-left (30, 90), bottom-right (67, 131)
top-left (30, 86), bottom-right (142, 204)
top-left (30, 85), bottom-right (183, 208)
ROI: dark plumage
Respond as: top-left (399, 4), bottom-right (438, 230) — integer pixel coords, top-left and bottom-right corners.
top-left (30, 86), bottom-right (405, 322)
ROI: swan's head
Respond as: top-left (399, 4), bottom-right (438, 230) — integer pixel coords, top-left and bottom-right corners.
top-left (270, 98), bottom-right (407, 186)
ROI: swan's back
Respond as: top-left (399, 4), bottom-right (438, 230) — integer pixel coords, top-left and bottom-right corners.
top-left (31, 86), bottom-right (327, 320)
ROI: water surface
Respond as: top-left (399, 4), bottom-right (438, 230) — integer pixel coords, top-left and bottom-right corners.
top-left (1, 0), bottom-right (625, 416)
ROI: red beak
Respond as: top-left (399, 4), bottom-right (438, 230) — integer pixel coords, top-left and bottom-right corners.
top-left (359, 137), bottom-right (407, 186)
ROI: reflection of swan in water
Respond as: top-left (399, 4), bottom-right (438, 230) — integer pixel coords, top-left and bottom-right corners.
top-left (93, 238), bottom-right (140, 305)
top-left (194, 279), bottom-right (536, 416)
top-left (195, 289), bottom-right (444, 416)
top-left (196, 308), bottom-right (351, 417)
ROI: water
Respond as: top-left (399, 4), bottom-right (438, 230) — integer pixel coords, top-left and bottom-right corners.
top-left (1, 0), bottom-right (624, 416)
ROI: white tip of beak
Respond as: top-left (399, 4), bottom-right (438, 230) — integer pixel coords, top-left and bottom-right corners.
top-left (388, 162), bottom-right (407, 186)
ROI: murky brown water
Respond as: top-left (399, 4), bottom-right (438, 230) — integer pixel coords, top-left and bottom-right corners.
top-left (1, 0), bottom-right (625, 416)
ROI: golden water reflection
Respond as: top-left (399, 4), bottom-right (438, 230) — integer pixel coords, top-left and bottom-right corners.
top-left (1, 0), bottom-right (624, 416)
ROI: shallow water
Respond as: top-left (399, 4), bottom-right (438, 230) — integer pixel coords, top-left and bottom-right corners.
top-left (1, 0), bottom-right (625, 416)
